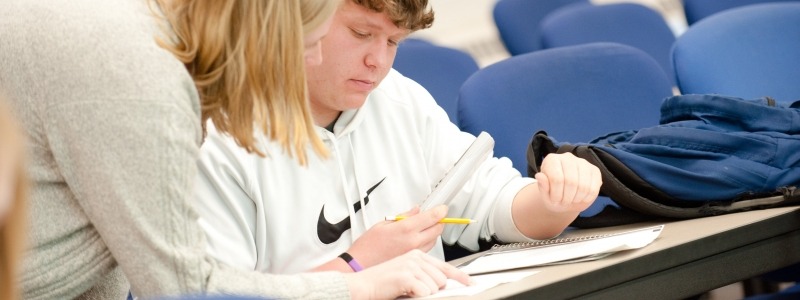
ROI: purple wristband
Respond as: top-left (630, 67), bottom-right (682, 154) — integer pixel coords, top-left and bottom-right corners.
top-left (339, 252), bottom-right (363, 272)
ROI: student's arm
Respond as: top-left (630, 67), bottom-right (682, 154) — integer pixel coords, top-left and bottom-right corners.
top-left (194, 126), bottom-right (262, 272)
top-left (391, 73), bottom-right (518, 251)
top-left (509, 153), bottom-right (602, 239)
top-left (427, 117), bottom-right (600, 246)
top-left (395, 71), bottom-right (599, 249)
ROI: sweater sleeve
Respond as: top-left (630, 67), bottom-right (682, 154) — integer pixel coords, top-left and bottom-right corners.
top-left (43, 98), bottom-right (350, 299)
top-left (390, 71), bottom-right (537, 252)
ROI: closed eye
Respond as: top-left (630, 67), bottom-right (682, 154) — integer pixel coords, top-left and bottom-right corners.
top-left (350, 28), bottom-right (369, 39)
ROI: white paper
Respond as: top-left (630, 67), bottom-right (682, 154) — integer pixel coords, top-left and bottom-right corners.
top-left (417, 269), bottom-right (539, 299)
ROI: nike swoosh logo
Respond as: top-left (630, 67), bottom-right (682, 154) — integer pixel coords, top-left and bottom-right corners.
top-left (317, 177), bottom-right (386, 244)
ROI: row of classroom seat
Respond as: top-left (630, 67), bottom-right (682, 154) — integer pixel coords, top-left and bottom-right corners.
top-left (395, 1), bottom-right (800, 170)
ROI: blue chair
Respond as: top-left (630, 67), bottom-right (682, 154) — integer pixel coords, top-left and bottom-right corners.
top-left (458, 43), bottom-right (673, 219)
top-left (682, 0), bottom-right (800, 25)
top-left (393, 41), bottom-right (479, 123)
top-left (672, 2), bottom-right (800, 102)
top-left (458, 42), bottom-right (672, 174)
top-left (540, 3), bottom-right (677, 85)
top-left (399, 37), bottom-right (434, 47)
top-left (492, 0), bottom-right (590, 55)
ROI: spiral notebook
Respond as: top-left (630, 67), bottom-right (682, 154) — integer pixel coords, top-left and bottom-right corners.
top-left (456, 224), bottom-right (664, 275)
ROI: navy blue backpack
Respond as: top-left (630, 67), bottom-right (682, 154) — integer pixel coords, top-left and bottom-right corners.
top-left (527, 94), bottom-right (800, 228)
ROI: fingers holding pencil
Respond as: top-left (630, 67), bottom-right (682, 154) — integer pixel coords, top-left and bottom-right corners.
top-left (345, 205), bottom-right (447, 268)
top-left (386, 204), bottom-right (478, 224)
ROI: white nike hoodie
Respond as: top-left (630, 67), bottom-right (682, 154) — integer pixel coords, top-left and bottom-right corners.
top-left (194, 69), bottom-right (536, 274)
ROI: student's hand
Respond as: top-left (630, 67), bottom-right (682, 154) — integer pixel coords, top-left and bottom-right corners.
top-left (345, 249), bottom-right (472, 299)
top-left (534, 152), bottom-right (602, 214)
top-left (346, 205), bottom-right (448, 268)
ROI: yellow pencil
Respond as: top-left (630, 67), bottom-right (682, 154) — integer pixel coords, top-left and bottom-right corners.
top-left (385, 215), bottom-right (477, 224)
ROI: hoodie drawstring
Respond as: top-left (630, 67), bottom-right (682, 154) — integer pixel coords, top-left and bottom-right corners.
top-left (325, 130), bottom-right (366, 242)
top-left (348, 136), bottom-right (371, 231)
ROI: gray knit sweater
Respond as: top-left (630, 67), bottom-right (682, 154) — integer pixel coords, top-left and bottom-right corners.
top-left (0, 0), bottom-right (349, 299)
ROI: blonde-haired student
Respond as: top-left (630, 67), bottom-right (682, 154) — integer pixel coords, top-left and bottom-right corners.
top-left (0, 93), bottom-right (28, 300)
top-left (0, 0), bottom-right (468, 299)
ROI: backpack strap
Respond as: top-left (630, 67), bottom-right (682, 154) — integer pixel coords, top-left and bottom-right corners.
top-left (526, 131), bottom-right (558, 177)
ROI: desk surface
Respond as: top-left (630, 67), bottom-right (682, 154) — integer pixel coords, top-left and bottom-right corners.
top-left (452, 206), bottom-right (800, 299)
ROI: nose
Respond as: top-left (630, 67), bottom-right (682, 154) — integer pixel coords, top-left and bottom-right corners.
top-left (364, 42), bottom-right (389, 70)
top-left (305, 43), bottom-right (323, 66)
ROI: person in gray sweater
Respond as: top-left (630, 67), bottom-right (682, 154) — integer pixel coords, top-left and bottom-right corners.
top-left (0, 0), bottom-right (469, 299)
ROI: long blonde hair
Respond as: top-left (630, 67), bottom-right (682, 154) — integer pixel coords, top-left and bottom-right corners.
top-left (156, 0), bottom-right (339, 165)
top-left (0, 94), bottom-right (27, 300)
top-left (302, 0), bottom-right (340, 36)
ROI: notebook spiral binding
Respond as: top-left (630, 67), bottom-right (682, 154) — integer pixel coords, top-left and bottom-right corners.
top-left (490, 233), bottom-right (614, 252)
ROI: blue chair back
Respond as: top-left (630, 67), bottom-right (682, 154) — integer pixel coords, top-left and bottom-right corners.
top-left (540, 3), bottom-right (676, 85)
top-left (682, 0), bottom-right (800, 25)
top-left (459, 43), bottom-right (673, 217)
top-left (458, 42), bottom-right (673, 175)
top-left (493, 0), bottom-right (590, 55)
top-left (672, 2), bottom-right (800, 101)
top-left (393, 41), bottom-right (479, 122)
top-left (399, 37), bottom-right (434, 47)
